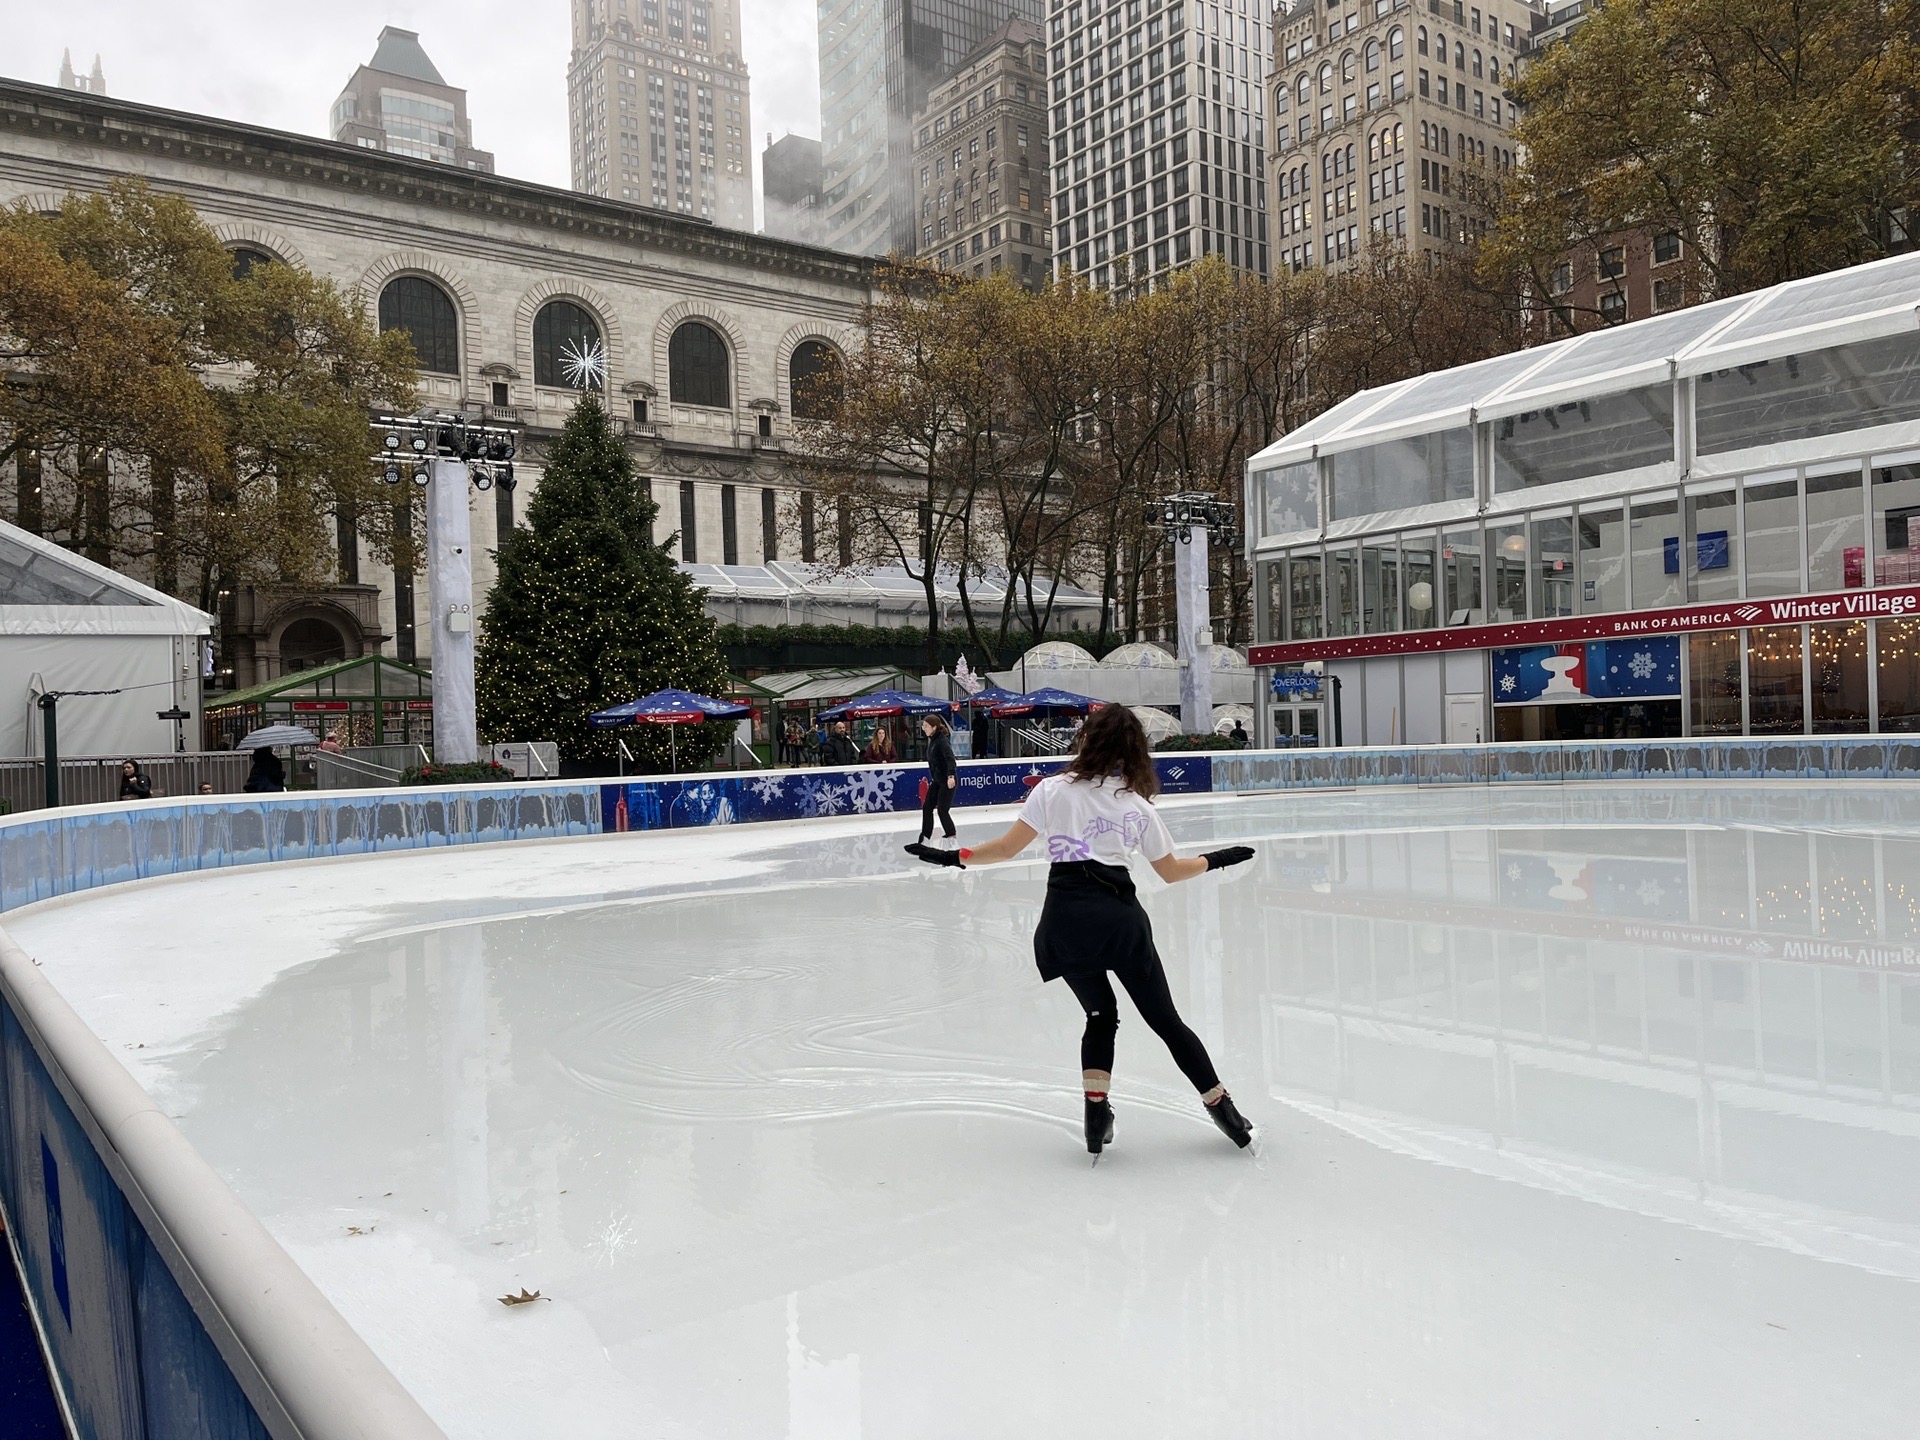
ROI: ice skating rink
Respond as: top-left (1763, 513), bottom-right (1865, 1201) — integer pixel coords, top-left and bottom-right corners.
top-left (11, 784), bottom-right (1920, 1439)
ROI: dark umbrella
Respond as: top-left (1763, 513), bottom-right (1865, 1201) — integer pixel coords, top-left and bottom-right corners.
top-left (816, 689), bottom-right (953, 721)
top-left (987, 686), bottom-right (1105, 718)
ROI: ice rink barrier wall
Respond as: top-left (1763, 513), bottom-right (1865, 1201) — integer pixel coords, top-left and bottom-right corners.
top-left (4, 737), bottom-right (1920, 1439)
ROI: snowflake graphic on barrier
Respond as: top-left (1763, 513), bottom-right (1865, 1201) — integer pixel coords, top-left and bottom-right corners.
top-left (1505, 862), bottom-right (1523, 882)
top-left (748, 774), bottom-right (790, 805)
top-left (790, 775), bottom-right (834, 817)
top-left (1635, 879), bottom-right (1665, 906)
top-left (845, 768), bottom-right (900, 814)
top-left (1499, 673), bottom-right (1518, 695)
top-left (1627, 650), bottom-right (1659, 681)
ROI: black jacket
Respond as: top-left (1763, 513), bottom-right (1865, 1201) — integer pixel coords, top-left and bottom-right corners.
top-left (820, 733), bottom-right (861, 766)
top-left (119, 771), bottom-right (152, 800)
top-left (925, 731), bottom-right (957, 783)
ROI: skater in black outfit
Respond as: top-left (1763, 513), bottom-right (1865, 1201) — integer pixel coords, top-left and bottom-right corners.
top-left (915, 714), bottom-right (958, 844)
top-left (907, 705), bottom-right (1256, 1156)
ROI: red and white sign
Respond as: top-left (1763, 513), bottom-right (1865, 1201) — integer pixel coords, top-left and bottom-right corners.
top-left (292, 701), bottom-right (351, 712)
top-left (1248, 583), bottom-right (1920, 667)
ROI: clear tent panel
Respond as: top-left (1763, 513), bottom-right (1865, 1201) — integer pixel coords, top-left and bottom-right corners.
top-left (0, 532), bottom-right (153, 606)
top-left (1495, 297), bottom-right (1749, 402)
top-left (1337, 346), bottom-right (1550, 437)
top-left (1694, 251), bottom-right (1920, 357)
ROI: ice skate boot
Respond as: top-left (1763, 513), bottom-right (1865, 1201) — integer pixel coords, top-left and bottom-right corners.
top-left (1205, 1092), bottom-right (1254, 1149)
top-left (1084, 1096), bottom-right (1115, 1157)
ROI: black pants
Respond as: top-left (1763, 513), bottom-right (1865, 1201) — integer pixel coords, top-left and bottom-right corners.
top-left (920, 779), bottom-right (955, 839)
top-left (1063, 961), bottom-right (1220, 1095)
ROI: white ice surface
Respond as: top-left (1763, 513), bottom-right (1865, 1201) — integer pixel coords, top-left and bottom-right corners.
top-left (10, 785), bottom-right (1920, 1438)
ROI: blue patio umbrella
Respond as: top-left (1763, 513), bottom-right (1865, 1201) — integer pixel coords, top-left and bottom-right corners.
top-left (590, 688), bottom-right (751, 772)
top-left (957, 684), bottom-right (1026, 709)
top-left (988, 686), bottom-right (1106, 718)
top-left (815, 689), bottom-right (953, 721)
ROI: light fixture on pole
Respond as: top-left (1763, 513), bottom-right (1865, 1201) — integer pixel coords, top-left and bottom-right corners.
top-left (1145, 490), bottom-right (1237, 737)
top-left (369, 410), bottom-right (520, 765)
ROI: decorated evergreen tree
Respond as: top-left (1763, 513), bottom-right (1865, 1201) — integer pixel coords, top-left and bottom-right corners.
top-left (477, 392), bottom-right (732, 772)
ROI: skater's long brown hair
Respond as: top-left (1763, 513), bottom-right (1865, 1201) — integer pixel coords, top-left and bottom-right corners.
top-left (1063, 704), bottom-right (1158, 800)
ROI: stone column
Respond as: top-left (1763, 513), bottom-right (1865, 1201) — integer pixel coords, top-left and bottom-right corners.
top-left (1175, 526), bottom-right (1214, 736)
top-left (426, 458), bottom-right (478, 763)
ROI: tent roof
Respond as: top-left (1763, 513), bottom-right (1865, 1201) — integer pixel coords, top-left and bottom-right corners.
top-left (1250, 249), bottom-right (1920, 470)
top-left (0, 519), bottom-right (213, 636)
top-left (740, 667), bottom-right (915, 703)
top-left (682, 561), bottom-right (1101, 607)
top-left (205, 654), bottom-right (433, 709)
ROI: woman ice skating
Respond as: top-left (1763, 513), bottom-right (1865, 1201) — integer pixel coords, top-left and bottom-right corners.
top-left (909, 713), bottom-right (959, 847)
top-left (906, 705), bottom-right (1256, 1156)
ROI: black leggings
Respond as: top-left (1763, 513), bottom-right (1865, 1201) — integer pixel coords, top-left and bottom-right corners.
top-left (920, 779), bottom-right (955, 838)
top-left (1063, 962), bottom-right (1220, 1095)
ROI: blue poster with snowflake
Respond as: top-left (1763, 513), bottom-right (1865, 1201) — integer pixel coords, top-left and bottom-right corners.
top-left (1492, 638), bottom-right (1680, 705)
top-left (597, 756), bottom-right (1213, 833)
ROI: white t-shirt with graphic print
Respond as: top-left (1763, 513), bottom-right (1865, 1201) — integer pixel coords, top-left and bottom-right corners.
top-left (1016, 773), bottom-right (1174, 866)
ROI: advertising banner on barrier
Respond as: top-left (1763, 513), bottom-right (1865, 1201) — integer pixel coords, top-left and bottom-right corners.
top-left (596, 757), bottom-right (1214, 833)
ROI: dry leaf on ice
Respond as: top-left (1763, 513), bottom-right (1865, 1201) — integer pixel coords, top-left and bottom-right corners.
top-left (498, 1288), bottom-right (547, 1307)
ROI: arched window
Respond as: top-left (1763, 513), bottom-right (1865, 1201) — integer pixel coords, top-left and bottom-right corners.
top-left (1365, 41), bottom-right (1381, 72)
top-left (533, 300), bottom-right (602, 389)
top-left (1340, 51), bottom-right (1356, 84)
top-left (1389, 27), bottom-right (1405, 60)
top-left (1393, 122), bottom-right (1404, 151)
top-left (788, 341), bottom-right (843, 421)
top-left (1368, 131), bottom-right (1380, 163)
top-left (1297, 75), bottom-right (1310, 106)
top-left (1455, 41), bottom-right (1465, 68)
top-left (229, 247), bottom-right (275, 281)
top-left (669, 321), bottom-right (731, 409)
top-left (1417, 26), bottom-right (1428, 55)
top-left (1318, 62), bottom-right (1333, 94)
top-left (1489, 57), bottom-right (1500, 82)
top-left (1472, 49), bottom-right (1483, 77)
top-left (378, 276), bottom-right (460, 376)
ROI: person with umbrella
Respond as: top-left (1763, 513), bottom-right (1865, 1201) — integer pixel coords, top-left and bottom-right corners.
top-left (244, 746), bottom-right (286, 793)
top-left (906, 704), bottom-right (1257, 1158)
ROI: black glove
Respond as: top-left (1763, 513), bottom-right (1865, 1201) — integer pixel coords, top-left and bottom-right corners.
top-left (905, 842), bottom-right (966, 868)
top-left (1202, 846), bottom-right (1255, 872)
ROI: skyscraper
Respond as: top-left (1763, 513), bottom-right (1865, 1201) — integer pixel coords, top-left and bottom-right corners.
top-left (909, 18), bottom-right (1051, 285)
top-left (568, 0), bottom-right (753, 229)
top-left (818, 0), bottom-right (1044, 257)
top-left (1266, 0), bottom-right (1539, 276)
top-left (762, 133), bottom-right (825, 245)
top-left (330, 28), bottom-right (494, 172)
top-left (1047, 0), bottom-right (1269, 289)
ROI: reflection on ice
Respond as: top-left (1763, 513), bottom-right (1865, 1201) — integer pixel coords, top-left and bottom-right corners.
top-left (15, 784), bottom-right (1920, 1438)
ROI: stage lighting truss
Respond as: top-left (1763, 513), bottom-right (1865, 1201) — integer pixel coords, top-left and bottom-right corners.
top-left (369, 411), bottom-right (520, 493)
top-left (1145, 491), bottom-right (1236, 545)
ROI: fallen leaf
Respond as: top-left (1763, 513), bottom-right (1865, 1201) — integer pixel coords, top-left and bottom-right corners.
top-left (346, 1226), bottom-right (374, 1236)
top-left (498, 1288), bottom-right (546, 1307)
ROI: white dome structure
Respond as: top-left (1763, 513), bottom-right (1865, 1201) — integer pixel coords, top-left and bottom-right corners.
top-left (1209, 645), bottom-right (1252, 672)
top-left (1212, 703), bottom-right (1255, 736)
top-left (1130, 705), bottom-right (1182, 741)
top-left (1019, 640), bottom-right (1099, 671)
top-left (1101, 641), bottom-right (1179, 670)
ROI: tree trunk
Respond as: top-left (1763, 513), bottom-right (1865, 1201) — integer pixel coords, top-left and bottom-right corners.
top-left (151, 461), bottom-right (177, 596)
top-left (80, 445), bottom-right (110, 566)
top-left (15, 438), bottom-right (42, 536)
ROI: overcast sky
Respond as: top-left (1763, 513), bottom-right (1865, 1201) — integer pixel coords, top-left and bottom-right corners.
top-left (11, 1), bottom-right (822, 227)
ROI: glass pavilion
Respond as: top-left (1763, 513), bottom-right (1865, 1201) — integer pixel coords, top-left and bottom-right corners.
top-left (1244, 251), bottom-right (1920, 747)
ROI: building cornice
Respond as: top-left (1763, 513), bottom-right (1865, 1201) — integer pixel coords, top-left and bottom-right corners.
top-left (0, 78), bottom-right (871, 288)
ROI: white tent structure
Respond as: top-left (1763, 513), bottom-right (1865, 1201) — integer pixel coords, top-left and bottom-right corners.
top-left (682, 562), bottom-right (1105, 634)
top-left (0, 521), bottom-right (214, 758)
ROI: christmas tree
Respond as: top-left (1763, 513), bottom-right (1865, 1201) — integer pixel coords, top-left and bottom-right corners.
top-left (477, 392), bottom-right (733, 772)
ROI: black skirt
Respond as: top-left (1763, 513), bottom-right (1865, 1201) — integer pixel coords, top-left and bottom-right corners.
top-left (1032, 861), bottom-right (1161, 982)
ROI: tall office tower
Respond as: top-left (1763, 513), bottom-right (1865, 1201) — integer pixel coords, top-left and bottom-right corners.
top-left (57, 50), bottom-right (106, 95)
top-left (331, 28), bottom-right (495, 172)
top-left (1266, 0), bottom-right (1539, 275)
top-left (568, 0), bottom-right (753, 229)
top-left (818, 0), bottom-right (1045, 258)
top-left (910, 19), bottom-right (1051, 286)
top-left (1048, 0), bottom-right (1269, 290)
top-left (763, 133), bottom-right (825, 244)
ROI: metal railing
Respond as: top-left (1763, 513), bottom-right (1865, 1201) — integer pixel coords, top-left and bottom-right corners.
top-left (313, 744), bottom-right (430, 790)
top-left (1011, 725), bottom-right (1074, 755)
top-left (0, 753), bottom-right (252, 813)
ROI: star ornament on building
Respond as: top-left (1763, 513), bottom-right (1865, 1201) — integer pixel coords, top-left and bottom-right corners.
top-left (559, 338), bottom-right (609, 392)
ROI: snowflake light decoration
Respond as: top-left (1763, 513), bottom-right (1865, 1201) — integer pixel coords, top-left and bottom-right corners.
top-left (559, 337), bottom-right (609, 391)
top-left (1627, 650), bottom-right (1658, 681)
